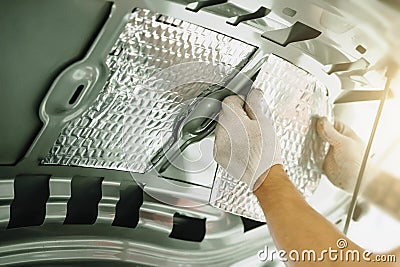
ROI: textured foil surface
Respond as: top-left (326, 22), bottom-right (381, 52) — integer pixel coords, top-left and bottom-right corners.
top-left (42, 8), bottom-right (255, 172)
top-left (210, 55), bottom-right (331, 221)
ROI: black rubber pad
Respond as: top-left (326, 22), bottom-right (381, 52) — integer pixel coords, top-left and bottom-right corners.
top-left (112, 185), bottom-right (143, 228)
top-left (8, 175), bottom-right (50, 228)
top-left (64, 176), bottom-right (103, 224)
top-left (169, 213), bottom-right (206, 242)
top-left (240, 216), bottom-right (265, 232)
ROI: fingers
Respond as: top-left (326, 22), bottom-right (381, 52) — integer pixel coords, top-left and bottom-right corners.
top-left (213, 122), bottom-right (230, 164)
top-left (245, 89), bottom-right (264, 120)
top-left (316, 117), bottom-right (346, 146)
top-left (216, 95), bottom-right (248, 160)
top-left (215, 95), bottom-right (252, 180)
top-left (220, 95), bottom-right (248, 119)
top-left (245, 89), bottom-right (273, 121)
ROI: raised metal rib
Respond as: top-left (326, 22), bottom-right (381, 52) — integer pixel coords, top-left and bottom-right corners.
top-left (323, 58), bottom-right (370, 75)
top-left (0, 179), bottom-right (14, 229)
top-left (96, 179), bottom-right (121, 224)
top-left (186, 0), bottom-right (227, 12)
top-left (227, 6), bottom-right (270, 26)
top-left (261, 21), bottom-right (321, 46)
top-left (334, 90), bottom-right (392, 104)
top-left (44, 177), bottom-right (72, 224)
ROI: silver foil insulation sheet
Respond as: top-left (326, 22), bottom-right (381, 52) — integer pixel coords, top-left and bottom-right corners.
top-left (210, 55), bottom-right (331, 221)
top-left (42, 8), bottom-right (256, 172)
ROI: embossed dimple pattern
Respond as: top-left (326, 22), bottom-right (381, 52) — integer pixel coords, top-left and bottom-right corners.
top-left (210, 55), bottom-right (331, 221)
top-left (42, 8), bottom-right (255, 172)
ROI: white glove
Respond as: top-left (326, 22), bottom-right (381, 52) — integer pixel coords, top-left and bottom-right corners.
top-left (214, 89), bottom-right (283, 191)
top-left (316, 117), bottom-right (376, 192)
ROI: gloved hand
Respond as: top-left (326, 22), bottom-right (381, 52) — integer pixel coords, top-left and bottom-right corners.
top-left (316, 117), bottom-right (375, 192)
top-left (214, 89), bottom-right (283, 191)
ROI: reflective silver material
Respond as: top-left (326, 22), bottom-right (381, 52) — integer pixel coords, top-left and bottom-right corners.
top-left (210, 55), bottom-right (332, 221)
top-left (42, 8), bottom-right (255, 173)
top-left (211, 167), bottom-right (266, 221)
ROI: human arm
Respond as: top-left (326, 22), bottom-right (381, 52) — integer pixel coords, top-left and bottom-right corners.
top-left (214, 93), bottom-right (399, 266)
top-left (255, 165), bottom-right (399, 266)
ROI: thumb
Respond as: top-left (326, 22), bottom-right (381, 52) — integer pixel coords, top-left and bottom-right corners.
top-left (333, 120), bottom-right (360, 140)
top-left (220, 95), bottom-right (249, 119)
top-left (245, 88), bottom-right (269, 120)
top-left (317, 117), bottom-right (346, 146)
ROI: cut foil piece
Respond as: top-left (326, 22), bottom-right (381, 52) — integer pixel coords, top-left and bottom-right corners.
top-left (210, 54), bottom-right (332, 221)
top-left (42, 8), bottom-right (256, 172)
